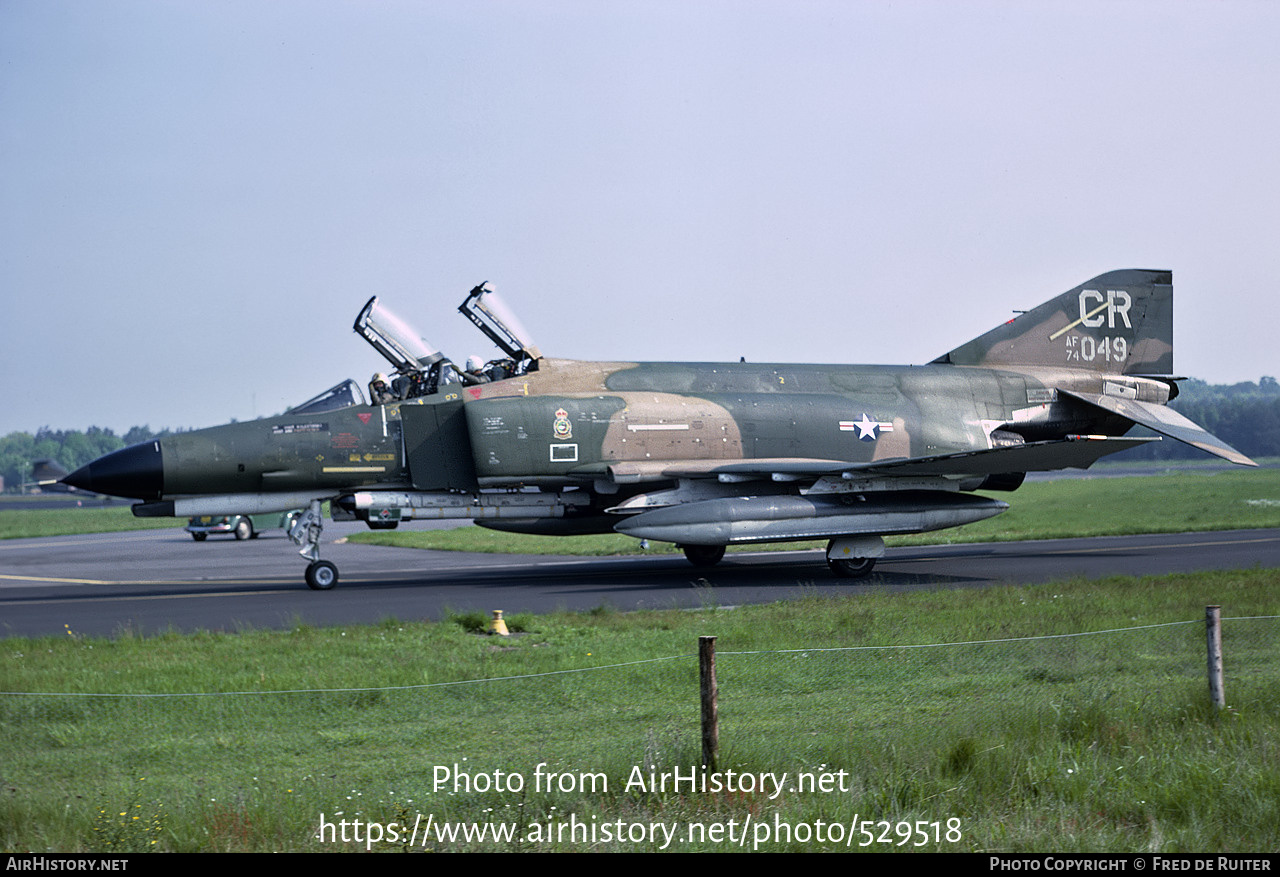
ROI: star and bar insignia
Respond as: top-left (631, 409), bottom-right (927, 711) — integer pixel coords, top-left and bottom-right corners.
top-left (839, 413), bottom-right (894, 442)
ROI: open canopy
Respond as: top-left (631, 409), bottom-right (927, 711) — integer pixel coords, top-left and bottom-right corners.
top-left (353, 296), bottom-right (445, 375)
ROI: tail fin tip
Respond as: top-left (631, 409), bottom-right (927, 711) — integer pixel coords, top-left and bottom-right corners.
top-left (935, 269), bottom-right (1173, 375)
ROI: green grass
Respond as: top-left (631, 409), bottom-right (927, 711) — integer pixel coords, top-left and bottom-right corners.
top-left (3, 569), bottom-right (1278, 852)
top-left (345, 468), bottom-right (1280, 554)
top-left (0, 507), bottom-right (182, 539)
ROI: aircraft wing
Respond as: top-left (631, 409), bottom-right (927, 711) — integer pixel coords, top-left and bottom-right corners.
top-left (1058, 390), bottom-right (1256, 467)
top-left (833, 435), bottom-right (1159, 478)
top-left (577, 458), bottom-right (852, 484)
top-left (603, 436), bottom-right (1156, 548)
top-left (574, 435), bottom-right (1157, 485)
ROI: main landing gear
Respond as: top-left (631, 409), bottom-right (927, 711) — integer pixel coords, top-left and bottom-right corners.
top-left (677, 537), bottom-right (882, 579)
top-left (290, 499), bottom-right (340, 590)
top-left (826, 554), bottom-right (876, 578)
top-left (824, 535), bottom-right (883, 579)
top-left (681, 544), bottom-right (726, 568)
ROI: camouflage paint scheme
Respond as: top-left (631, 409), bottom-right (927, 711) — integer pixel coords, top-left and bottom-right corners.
top-left (65, 269), bottom-right (1254, 588)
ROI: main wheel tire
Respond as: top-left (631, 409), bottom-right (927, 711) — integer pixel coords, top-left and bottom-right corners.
top-left (827, 555), bottom-right (876, 578)
top-left (191, 532), bottom-right (207, 542)
top-left (682, 544), bottom-right (726, 568)
top-left (234, 518), bottom-right (253, 541)
top-left (305, 560), bottom-right (339, 591)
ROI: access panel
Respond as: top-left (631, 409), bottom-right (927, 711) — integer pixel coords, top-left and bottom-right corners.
top-left (400, 399), bottom-right (479, 492)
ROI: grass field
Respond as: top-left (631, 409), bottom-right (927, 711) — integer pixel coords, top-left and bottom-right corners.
top-left (0, 507), bottom-right (181, 539)
top-left (3, 568), bottom-right (1278, 852)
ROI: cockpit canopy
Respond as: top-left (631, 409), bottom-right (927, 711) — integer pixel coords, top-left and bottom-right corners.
top-left (291, 282), bottom-right (546, 414)
top-left (354, 295), bottom-right (465, 399)
top-left (353, 296), bottom-right (445, 375)
top-left (459, 282), bottom-right (541, 365)
top-left (289, 379), bottom-right (367, 415)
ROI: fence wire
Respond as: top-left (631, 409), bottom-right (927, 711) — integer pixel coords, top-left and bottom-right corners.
top-left (4, 617), bottom-right (1275, 769)
top-left (3, 616), bottom-right (1278, 851)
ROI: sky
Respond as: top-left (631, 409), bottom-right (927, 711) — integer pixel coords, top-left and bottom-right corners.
top-left (2, 0), bottom-right (1278, 436)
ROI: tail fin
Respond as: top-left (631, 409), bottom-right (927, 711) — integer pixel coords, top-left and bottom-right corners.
top-left (32, 458), bottom-right (70, 485)
top-left (934, 269), bottom-right (1173, 375)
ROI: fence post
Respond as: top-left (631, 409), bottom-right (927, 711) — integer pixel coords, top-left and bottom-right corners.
top-left (699, 635), bottom-right (718, 771)
top-left (1206, 605), bottom-right (1224, 710)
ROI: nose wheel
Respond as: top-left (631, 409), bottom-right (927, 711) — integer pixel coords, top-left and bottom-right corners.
top-left (291, 499), bottom-right (340, 590)
top-left (305, 560), bottom-right (339, 590)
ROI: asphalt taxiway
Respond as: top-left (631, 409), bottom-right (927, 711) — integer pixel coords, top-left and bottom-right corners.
top-left (2, 524), bottom-right (1277, 638)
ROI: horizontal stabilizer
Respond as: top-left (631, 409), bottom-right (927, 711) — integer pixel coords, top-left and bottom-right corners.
top-left (1059, 390), bottom-right (1256, 467)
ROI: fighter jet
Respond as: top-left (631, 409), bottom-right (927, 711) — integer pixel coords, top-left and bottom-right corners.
top-left (28, 458), bottom-right (98, 496)
top-left (64, 269), bottom-right (1254, 589)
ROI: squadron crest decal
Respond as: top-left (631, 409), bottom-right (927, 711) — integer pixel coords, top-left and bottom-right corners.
top-left (552, 407), bottom-right (573, 440)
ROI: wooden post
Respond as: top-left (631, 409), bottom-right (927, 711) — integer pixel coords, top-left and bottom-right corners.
top-left (1206, 606), bottom-right (1224, 710)
top-left (699, 635), bottom-right (718, 771)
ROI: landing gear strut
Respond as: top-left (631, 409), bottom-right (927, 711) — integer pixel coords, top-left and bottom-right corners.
top-left (290, 499), bottom-right (340, 590)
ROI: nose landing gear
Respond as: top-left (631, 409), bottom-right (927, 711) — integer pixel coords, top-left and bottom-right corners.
top-left (290, 499), bottom-right (340, 590)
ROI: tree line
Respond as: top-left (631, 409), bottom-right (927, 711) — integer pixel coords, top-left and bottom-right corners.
top-left (2, 377), bottom-right (1276, 490)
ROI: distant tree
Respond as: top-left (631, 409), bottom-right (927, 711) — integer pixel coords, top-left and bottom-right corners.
top-left (0, 432), bottom-right (37, 489)
top-left (123, 426), bottom-right (154, 445)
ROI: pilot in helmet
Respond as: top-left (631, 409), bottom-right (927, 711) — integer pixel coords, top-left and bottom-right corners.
top-left (463, 355), bottom-right (490, 384)
top-left (369, 372), bottom-right (396, 405)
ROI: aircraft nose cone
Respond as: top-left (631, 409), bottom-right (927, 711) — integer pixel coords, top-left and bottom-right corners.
top-left (63, 441), bottom-right (164, 501)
